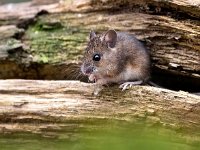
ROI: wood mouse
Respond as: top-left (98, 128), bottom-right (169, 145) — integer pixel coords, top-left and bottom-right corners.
top-left (81, 29), bottom-right (150, 91)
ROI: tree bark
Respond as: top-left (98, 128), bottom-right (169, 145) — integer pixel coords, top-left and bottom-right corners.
top-left (0, 80), bottom-right (199, 133)
top-left (74, 0), bottom-right (200, 18)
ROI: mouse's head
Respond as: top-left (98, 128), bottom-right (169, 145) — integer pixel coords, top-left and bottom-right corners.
top-left (81, 29), bottom-right (118, 83)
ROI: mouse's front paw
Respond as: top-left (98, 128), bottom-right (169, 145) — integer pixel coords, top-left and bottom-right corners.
top-left (119, 81), bottom-right (143, 91)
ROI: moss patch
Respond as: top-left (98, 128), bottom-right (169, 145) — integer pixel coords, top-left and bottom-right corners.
top-left (24, 13), bottom-right (89, 64)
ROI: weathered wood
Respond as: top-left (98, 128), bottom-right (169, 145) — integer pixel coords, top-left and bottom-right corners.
top-left (0, 1), bottom-right (60, 22)
top-left (0, 80), bottom-right (199, 133)
top-left (73, 0), bottom-right (200, 18)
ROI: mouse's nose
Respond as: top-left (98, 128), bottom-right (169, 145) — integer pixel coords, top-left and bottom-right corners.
top-left (85, 67), bottom-right (94, 74)
top-left (81, 63), bottom-right (94, 75)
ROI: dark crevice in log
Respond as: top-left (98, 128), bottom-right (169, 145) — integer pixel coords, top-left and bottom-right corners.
top-left (16, 10), bottom-right (49, 30)
top-left (151, 67), bottom-right (200, 93)
top-left (146, 4), bottom-right (200, 22)
top-left (0, 113), bottom-right (59, 123)
top-left (0, 60), bottom-right (199, 93)
top-left (17, 18), bottom-right (36, 30)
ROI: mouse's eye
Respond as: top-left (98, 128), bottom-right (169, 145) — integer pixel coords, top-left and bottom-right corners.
top-left (93, 54), bottom-right (101, 61)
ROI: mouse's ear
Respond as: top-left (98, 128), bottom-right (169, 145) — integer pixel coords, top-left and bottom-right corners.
top-left (90, 30), bottom-right (96, 40)
top-left (104, 29), bottom-right (117, 48)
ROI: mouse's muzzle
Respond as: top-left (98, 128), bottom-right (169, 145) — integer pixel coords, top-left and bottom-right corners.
top-left (81, 63), bottom-right (95, 75)
top-left (81, 63), bottom-right (100, 83)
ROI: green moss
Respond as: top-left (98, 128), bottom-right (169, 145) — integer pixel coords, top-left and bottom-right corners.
top-left (25, 13), bottom-right (88, 63)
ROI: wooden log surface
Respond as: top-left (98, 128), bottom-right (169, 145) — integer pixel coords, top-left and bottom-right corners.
top-left (0, 80), bottom-right (199, 134)
top-left (73, 0), bottom-right (200, 20)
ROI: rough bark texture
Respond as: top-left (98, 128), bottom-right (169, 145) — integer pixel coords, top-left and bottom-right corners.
top-left (80, 0), bottom-right (200, 19)
top-left (0, 80), bottom-right (199, 133)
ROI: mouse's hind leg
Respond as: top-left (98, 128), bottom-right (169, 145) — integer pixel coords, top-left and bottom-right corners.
top-left (119, 81), bottom-right (143, 91)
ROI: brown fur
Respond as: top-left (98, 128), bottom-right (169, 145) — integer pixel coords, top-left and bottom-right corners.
top-left (81, 30), bottom-right (150, 85)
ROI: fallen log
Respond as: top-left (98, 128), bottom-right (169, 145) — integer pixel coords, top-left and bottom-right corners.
top-left (0, 80), bottom-right (199, 134)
